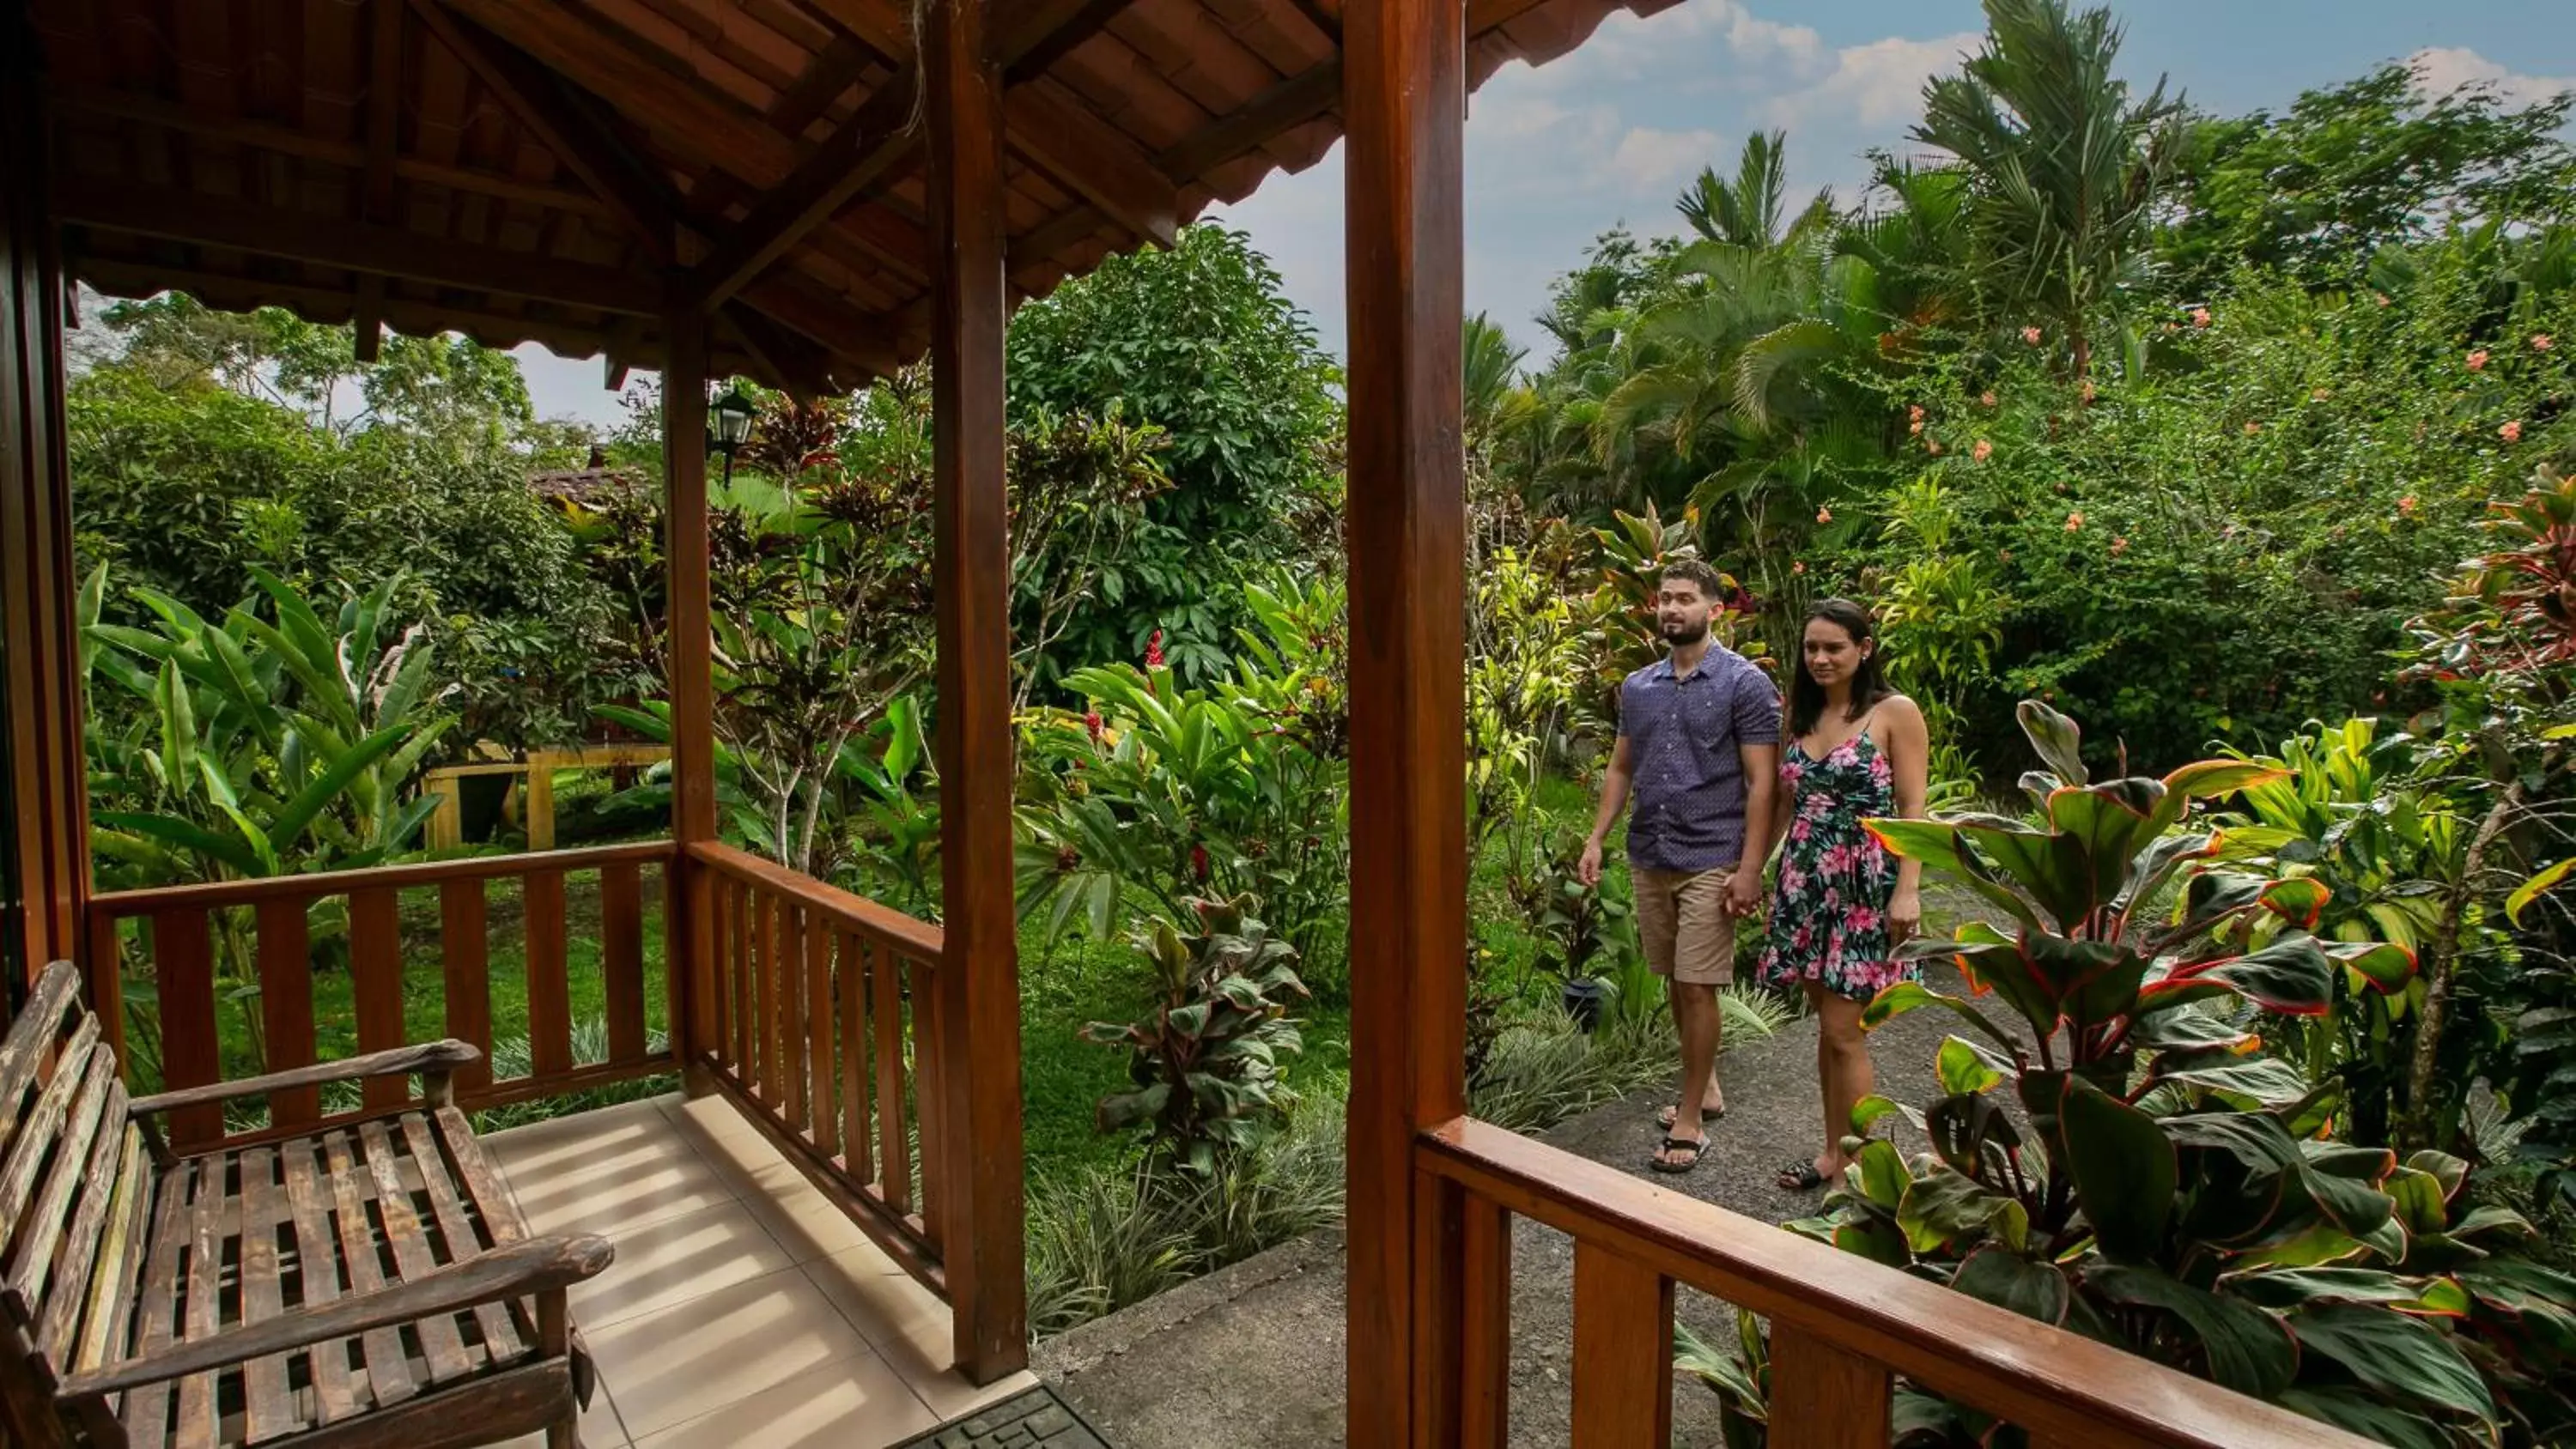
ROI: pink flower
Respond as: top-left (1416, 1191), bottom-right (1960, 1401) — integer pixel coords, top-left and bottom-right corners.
top-left (2065, 511), bottom-right (2084, 532)
top-left (2021, 326), bottom-right (2043, 345)
top-left (1908, 419), bottom-right (1924, 436)
top-left (1980, 391), bottom-right (1998, 409)
top-left (2372, 292), bottom-right (2391, 307)
top-left (2533, 334), bottom-right (2554, 352)
top-left (2110, 536), bottom-right (2129, 556)
top-left (2080, 379), bottom-right (2097, 403)
top-left (1792, 817), bottom-right (1814, 843)
top-left (1908, 403), bottom-right (1925, 423)
top-left (2243, 421), bottom-right (2262, 435)
top-left (1145, 628), bottom-right (1165, 669)
top-left (2190, 307), bottom-right (2212, 329)
top-left (1846, 906), bottom-right (1882, 934)
top-left (2501, 419), bottom-right (2524, 443)
top-left (1926, 440), bottom-right (1943, 456)
top-left (1792, 560), bottom-right (1807, 574)
top-left (1816, 506), bottom-right (1833, 524)
top-left (2397, 494), bottom-right (2417, 515)
top-left (2467, 349), bottom-right (2490, 372)
top-left (1868, 754), bottom-right (1892, 783)
top-left (1972, 439), bottom-right (1993, 462)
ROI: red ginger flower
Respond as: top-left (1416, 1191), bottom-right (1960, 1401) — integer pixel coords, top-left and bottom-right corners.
top-left (1084, 710), bottom-right (1103, 741)
top-left (1145, 628), bottom-right (1165, 669)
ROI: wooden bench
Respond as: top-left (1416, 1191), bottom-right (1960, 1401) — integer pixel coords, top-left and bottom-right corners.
top-left (0, 961), bottom-right (614, 1448)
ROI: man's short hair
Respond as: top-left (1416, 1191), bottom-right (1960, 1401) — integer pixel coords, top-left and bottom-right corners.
top-left (1657, 558), bottom-right (1727, 600)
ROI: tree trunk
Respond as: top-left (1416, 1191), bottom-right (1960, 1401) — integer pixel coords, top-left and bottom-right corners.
top-left (2401, 779), bottom-right (2523, 1153)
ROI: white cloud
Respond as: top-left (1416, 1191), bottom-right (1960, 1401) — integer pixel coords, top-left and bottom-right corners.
top-left (2407, 46), bottom-right (2576, 110)
top-left (1762, 32), bottom-right (1982, 136)
top-left (1610, 125), bottom-right (1725, 192)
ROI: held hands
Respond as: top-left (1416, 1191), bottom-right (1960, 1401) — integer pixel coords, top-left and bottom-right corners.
top-left (1722, 866), bottom-right (1765, 919)
top-left (1577, 837), bottom-right (1606, 888)
top-left (1889, 886), bottom-right (1922, 943)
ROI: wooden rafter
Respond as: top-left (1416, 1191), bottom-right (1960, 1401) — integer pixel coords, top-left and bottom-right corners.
top-left (57, 182), bottom-right (667, 314)
top-left (997, 0), bottom-right (1138, 80)
top-left (408, 0), bottom-right (683, 265)
top-left (681, 69), bottom-right (920, 312)
top-left (353, 0), bottom-right (403, 363)
top-left (1003, 86), bottom-right (1176, 250)
top-left (48, 87), bottom-right (620, 219)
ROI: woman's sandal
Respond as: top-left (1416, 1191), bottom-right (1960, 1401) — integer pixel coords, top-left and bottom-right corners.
top-left (1776, 1161), bottom-right (1826, 1191)
top-left (1650, 1136), bottom-right (1710, 1174)
top-left (1656, 1102), bottom-right (1726, 1128)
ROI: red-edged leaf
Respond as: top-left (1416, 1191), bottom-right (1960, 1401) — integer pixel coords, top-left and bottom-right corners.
top-left (2259, 877), bottom-right (2330, 931)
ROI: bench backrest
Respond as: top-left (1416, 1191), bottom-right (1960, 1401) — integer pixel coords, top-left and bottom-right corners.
top-left (0, 961), bottom-right (153, 1444)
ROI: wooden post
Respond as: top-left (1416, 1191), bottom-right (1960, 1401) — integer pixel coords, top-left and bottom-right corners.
top-left (923, 0), bottom-right (1028, 1385)
top-left (664, 309), bottom-right (717, 1074)
top-left (1, 27), bottom-right (92, 1005)
top-left (1342, 2), bottom-right (1467, 1446)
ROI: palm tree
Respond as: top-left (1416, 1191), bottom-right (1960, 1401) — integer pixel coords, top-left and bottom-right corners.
top-left (1914, 0), bottom-right (2186, 377)
top-left (1678, 130), bottom-right (1836, 251)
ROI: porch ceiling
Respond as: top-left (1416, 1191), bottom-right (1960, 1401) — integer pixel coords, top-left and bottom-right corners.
top-left (30, 0), bottom-right (1679, 396)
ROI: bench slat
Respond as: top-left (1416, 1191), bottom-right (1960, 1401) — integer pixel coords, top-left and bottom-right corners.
top-left (356, 1120), bottom-right (473, 1383)
top-left (321, 1128), bottom-right (415, 1410)
top-left (236, 1144), bottom-right (298, 1443)
top-left (55, 1124), bottom-right (144, 1367)
top-left (0, 1022), bottom-right (102, 1247)
top-left (395, 1113), bottom-right (523, 1365)
top-left (121, 1156), bottom-right (198, 1443)
top-left (278, 1136), bottom-right (359, 1426)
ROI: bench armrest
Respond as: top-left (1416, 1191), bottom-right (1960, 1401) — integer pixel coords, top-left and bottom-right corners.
top-left (128, 1040), bottom-right (483, 1119)
top-left (58, 1233), bottom-right (612, 1400)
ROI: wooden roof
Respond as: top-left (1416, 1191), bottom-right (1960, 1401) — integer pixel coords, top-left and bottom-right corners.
top-left (31, 0), bottom-right (1677, 396)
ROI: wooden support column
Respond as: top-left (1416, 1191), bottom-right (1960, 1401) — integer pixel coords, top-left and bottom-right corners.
top-left (924, 0), bottom-right (1028, 1384)
top-left (1, 27), bottom-right (91, 1005)
top-left (1342, 2), bottom-right (1467, 1446)
top-left (664, 311), bottom-right (717, 1071)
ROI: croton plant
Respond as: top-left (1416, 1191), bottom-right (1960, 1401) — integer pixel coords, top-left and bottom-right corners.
top-left (1686, 702), bottom-right (2576, 1447)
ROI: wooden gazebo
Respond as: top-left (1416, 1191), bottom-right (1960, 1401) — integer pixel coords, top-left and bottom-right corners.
top-left (1, 1), bottom-right (2371, 1446)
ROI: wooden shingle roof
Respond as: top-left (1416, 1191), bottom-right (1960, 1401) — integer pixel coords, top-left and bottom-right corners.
top-left (33, 0), bottom-right (1679, 395)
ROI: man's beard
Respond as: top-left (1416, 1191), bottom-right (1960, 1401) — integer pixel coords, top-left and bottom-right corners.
top-left (1659, 618), bottom-right (1710, 646)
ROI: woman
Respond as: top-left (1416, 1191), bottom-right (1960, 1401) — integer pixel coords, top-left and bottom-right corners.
top-left (1758, 598), bottom-right (1928, 1192)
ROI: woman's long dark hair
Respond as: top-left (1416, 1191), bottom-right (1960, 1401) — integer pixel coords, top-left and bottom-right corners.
top-left (1789, 597), bottom-right (1893, 737)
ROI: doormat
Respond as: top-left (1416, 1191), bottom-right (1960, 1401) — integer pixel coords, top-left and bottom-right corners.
top-left (896, 1383), bottom-right (1115, 1449)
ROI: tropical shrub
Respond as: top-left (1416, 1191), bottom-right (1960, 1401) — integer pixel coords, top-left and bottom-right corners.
top-left (1724, 701), bottom-right (2576, 1446)
top-left (1082, 895), bottom-right (1309, 1176)
top-left (1016, 581), bottom-right (1351, 979)
top-left (2216, 718), bottom-right (2479, 1149)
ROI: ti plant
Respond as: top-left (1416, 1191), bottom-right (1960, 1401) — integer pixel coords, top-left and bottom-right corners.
top-left (1769, 700), bottom-right (2576, 1447)
top-left (1083, 895), bottom-right (1309, 1177)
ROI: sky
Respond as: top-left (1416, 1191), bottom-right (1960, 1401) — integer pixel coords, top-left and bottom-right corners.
top-left (514, 0), bottom-right (2576, 427)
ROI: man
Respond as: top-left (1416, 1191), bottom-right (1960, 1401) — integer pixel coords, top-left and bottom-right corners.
top-left (1578, 559), bottom-right (1779, 1174)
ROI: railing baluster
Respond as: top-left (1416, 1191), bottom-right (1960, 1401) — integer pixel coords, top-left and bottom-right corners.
top-left (1459, 1191), bottom-right (1511, 1449)
top-left (349, 888), bottom-right (404, 1113)
top-left (754, 886), bottom-right (779, 1103)
top-left (1768, 1325), bottom-right (1892, 1449)
top-left (439, 878), bottom-right (492, 1095)
top-left (782, 902), bottom-right (811, 1131)
top-left (909, 956), bottom-right (940, 1242)
top-left (805, 911), bottom-right (836, 1157)
top-left (872, 943), bottom-right (909, 1215)
top-left (839, 930), bottom-right (871, 1185)
top-left (600, 859), bottom-right (647, 1064)
top-left (726, 876), bottom-right (750, 1074)
top-left (1571, 1241), bottom-right (1673, 1449)
top-left (150, 907), bottom-right (222, 1148)
top-left (255, 898), bottom-right (317, 1128)
top-left (524, 867), bottom-right (571, 1077)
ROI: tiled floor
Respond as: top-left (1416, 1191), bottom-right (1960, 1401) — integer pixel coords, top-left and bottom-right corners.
top-left (486, 1092), bottom-right (1036, 1449)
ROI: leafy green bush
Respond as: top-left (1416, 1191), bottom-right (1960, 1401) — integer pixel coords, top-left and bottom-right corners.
top-left (1082, 896), bottom-right (1309, 1176)
top-left (1758, 701), bottom-right (2576, 1446)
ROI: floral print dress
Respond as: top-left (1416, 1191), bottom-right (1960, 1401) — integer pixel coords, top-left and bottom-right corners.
top-left (1758, 727), bottom-right (1911, 1000)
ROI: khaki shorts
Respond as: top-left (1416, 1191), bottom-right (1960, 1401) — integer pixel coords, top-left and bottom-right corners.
top-left (1633, 865), bottom-right (1736, 986)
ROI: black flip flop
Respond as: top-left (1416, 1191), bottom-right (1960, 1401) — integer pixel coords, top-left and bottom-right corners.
top-left (1656, 1102), bottom-right (1726, 1128)
top-left (1776, 1161), bottom-right (1826, 1191)
top-left (1650, 1135), bottom-right (1710, 1174)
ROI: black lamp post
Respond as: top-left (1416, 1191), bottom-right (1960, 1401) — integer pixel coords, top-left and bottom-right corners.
top-left (708, 383), bottom-right (756, 489)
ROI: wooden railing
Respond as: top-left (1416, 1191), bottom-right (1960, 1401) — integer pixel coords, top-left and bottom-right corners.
top-left (1418, 1118), bottom-right (2369, 1449)
top-left (687, 841), bottom-right (950, 1292)
top-left (83, 841), bottom-right (677, 1152)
